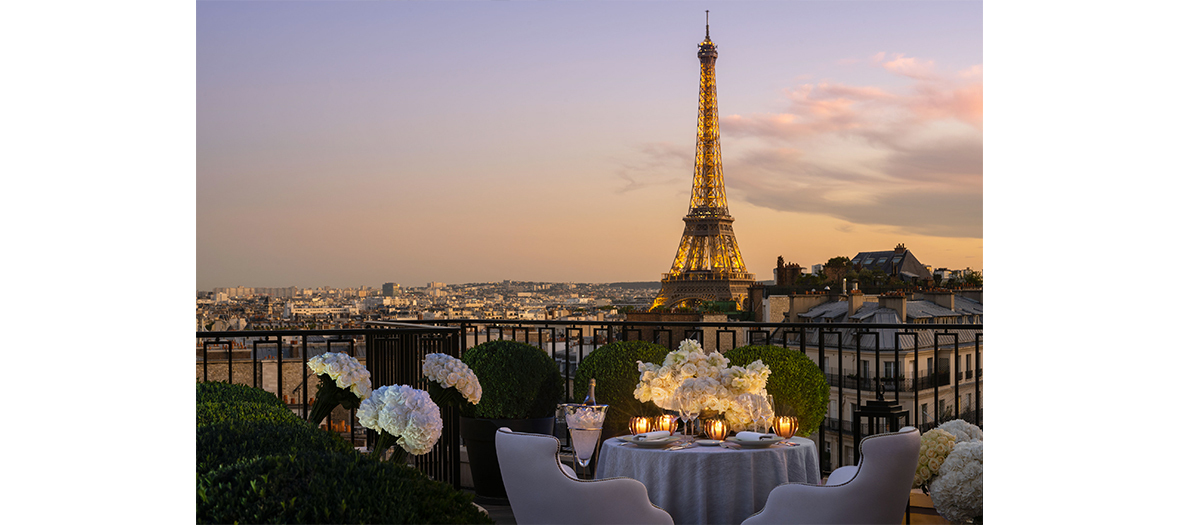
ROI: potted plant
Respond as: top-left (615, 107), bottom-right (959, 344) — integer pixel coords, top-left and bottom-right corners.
top-left (459, 340), bottom-right (562, 501)
top-left (572, 340), bottom-right (670, 439)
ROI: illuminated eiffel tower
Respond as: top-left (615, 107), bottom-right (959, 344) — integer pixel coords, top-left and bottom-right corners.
top-left (651, 13), bottom-right (755, 311)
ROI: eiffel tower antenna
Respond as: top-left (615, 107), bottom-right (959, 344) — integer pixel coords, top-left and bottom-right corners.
top-left (651, 19), bottom-right (755, 311)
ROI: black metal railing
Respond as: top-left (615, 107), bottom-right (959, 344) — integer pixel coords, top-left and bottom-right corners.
top-left (197, 318), bottom-right (981, 477)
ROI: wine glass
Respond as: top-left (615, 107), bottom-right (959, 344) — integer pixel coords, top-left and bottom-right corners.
top-left (676, 388), bottom-right (699, 443)
top-left (755, 395), bottom-right (772, 433)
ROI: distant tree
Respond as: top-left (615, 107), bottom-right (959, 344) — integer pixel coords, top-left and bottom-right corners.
top-left (963, 269), bottom-right (983, 287)
top-left (824, 256), bottom-right (851, 283)
top-left (933, 274), bottom-right (944, 287)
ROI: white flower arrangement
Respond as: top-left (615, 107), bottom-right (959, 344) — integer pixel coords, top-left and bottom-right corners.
top-left (308, 352), bottom-right (372, 401)
top-left (305, 352), bottom-right (372, 426)
top-left (634, 339), bottom-right (772, 431)
top-left (913, 428), bottom-right (956, 488)
top-left (929, 440), bottom-right (983, 524)
top-left (937, 419), bottom-right (983, 443)
top-left (357, 384), bottom-right (444, 459)
top-left (422, 353), bottom-right (482, 405)
top-left (913, 420), bottom-right (984, 524)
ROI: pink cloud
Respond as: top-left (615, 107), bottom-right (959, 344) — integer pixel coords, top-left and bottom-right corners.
top-left (709, 55), bottom-right (983, 238)
top-left (881, 53), bottom-right (937, 80)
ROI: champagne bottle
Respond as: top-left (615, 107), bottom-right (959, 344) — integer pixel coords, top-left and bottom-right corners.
top-left (583, 378), bottom-right (597, 405)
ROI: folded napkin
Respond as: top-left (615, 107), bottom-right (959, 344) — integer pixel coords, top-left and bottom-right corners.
top-left (633, 431), bottom-right (671, 441)
top-left (735, 431), bottom-right (777, 441)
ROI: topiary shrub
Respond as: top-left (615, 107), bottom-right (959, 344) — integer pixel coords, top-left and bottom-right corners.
top-left (572, 340), bottom-right (670, 438)
top-left (197, 418), bottom-right (357, 475)
top-left (725, 345), bottom-right (829, 436)
top-left (460, 340), bottom-right (562, 419)
top-left (197, 401), bottom-right (304, 428)
top-left (197, 450), bottom-right (493, 524)
top-left (197, 381), bottom-right (284, 408)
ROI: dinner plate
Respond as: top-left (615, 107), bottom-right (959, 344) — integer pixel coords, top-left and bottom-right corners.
top-left (695, 439), bottom-right (722, 446)
top-left (725, 436), bottom-right (785, 449)
top-left (617, 435), bottom-right (681, 448)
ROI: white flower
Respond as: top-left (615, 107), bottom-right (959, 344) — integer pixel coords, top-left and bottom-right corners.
top-left (358, 384), bottom-right (443, 456)
top-left (308, 352), bottom-right (372, 401)
top-left (913, 428), bottom-right (956, 488)
top-left (422, 353), bottom-right (482, 404)
top-left (929, 441), bottom-right (983, 524)
top-left (634, 339), bottom-right (771, 416)
top-left (937, 419), bottom-right (983, 443)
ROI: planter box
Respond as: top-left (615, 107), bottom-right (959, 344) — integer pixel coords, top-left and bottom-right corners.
top-left (908, 489), bottom-right (951, 524)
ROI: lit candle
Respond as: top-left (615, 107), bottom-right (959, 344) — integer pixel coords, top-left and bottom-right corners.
top-left (704, 419), bottom-right (729, 441)
top-left (655, 414), bottom-right (677, 434)
top-left (629, 416), bottom-right (653, 435)
top-left (772, 416), bottom-right (799, 439)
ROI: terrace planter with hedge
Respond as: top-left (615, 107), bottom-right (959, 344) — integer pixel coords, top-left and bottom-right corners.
top-left (572, 340), bottom-right (670, 439)
top-left (458, 340), bottom-right (562, 501)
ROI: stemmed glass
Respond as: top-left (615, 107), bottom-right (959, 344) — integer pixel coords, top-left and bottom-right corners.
top-left (755, 394), bottom-right (774, 434)
top-left (676, 388), bottom-right (699, 443)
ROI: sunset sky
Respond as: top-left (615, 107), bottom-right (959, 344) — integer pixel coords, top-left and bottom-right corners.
top-left (197, 1), bottom-right (982, 289)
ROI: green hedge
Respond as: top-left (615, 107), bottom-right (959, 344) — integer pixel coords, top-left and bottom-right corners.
top-left (461, 340), bottom-right (562, 419)
top-left (573, 340), bottom-right (670, 438)
top-left (198, 451), bottom-right (493, 524)
top-left (197, 381), bottom-right (285, 408)
top-left (197, 401), bottom-right (305, 428)
top-left (197, 418), bottom-right (357, 475)
top-left (724, 345), bottom-right (829, 436)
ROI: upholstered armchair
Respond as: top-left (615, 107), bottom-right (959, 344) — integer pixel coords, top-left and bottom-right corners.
top-left (495, 428), bottom-right (674, 525)
top-left (742, 426), bottom-right (921, 525)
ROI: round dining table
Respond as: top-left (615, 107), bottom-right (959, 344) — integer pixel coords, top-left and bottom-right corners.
top-left (595, 435), bottom-right (821, 525)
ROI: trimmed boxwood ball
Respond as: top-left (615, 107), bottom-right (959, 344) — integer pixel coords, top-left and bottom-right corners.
top-left (197, 381), bottom-right (284, 408)
top-left (197, 450), bottom-right (494, 524)
top-left (573, 340), bottom-right (670, 438)
top-left (724, 345), bottom-right (829, 437)
top-left (197, 418), bottom-right (357, 475)
top-left (197, 401), bottom-right (304, 428)
top-left (461, 340), bottom-right (562, 419)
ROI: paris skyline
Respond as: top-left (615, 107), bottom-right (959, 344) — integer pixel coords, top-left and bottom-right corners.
top-left (197, 1), bottom-right (983, 290)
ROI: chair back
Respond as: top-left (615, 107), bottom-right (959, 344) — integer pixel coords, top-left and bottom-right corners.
top-left (742, 427), bottom-right (921, 525)
top-left (495, 428), bottom-right (673, 525)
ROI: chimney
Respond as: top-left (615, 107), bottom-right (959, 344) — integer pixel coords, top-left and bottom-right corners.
top-left (878, 293), bottom-right (907, 322)
top-left (928, 290), bottom-right (955, 311)
top-left (847, 287), bottom-right (865, 318)
top-left (894, 243), bottom-right (907, 254)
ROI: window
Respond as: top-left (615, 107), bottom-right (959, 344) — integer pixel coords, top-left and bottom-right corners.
top-left (861, 359), bottom-right (870, 378)
top-left (926, 357), bottom-right (934, 375)
top-left (966, 354), bottom-right (973, 372)
top-left (864, 258), bottom-right (875, 265)
top-left (966, 393), bottom-right (972, 409)
top-left (921, 403), bottom-right (928, 424)
top-left (884, 361), bottom-right (898, 379)
top-left (939, 399), bottom-right (946, 419)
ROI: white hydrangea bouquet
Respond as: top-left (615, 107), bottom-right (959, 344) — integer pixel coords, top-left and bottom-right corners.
top-left (914, 420), bottom-right (983, 524)
top-left (422, 353), bottom-right (482, 409)
top-left (634, 339), bottom-right (772, 431)
top-left (357, 384), bottom-right (443, 463)
top-left (305, 352), bottom-right (372, 426)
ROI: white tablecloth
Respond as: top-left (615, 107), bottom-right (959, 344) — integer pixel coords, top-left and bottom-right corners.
top-left (596, 436), bottom-right (820, 525)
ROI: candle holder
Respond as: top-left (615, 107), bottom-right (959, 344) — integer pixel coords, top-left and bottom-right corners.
top-left (654, 414), bottom-right (678, 434)
top-left (629, 416), bottom-right (653, 435)
top-left (703, 418), bottom-right (729, 441)
top-left (772, 416), bottom-right (799, 439)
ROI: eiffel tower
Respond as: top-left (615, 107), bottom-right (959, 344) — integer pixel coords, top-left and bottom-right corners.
top-left (651, 13), bottom-right (755, 311)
